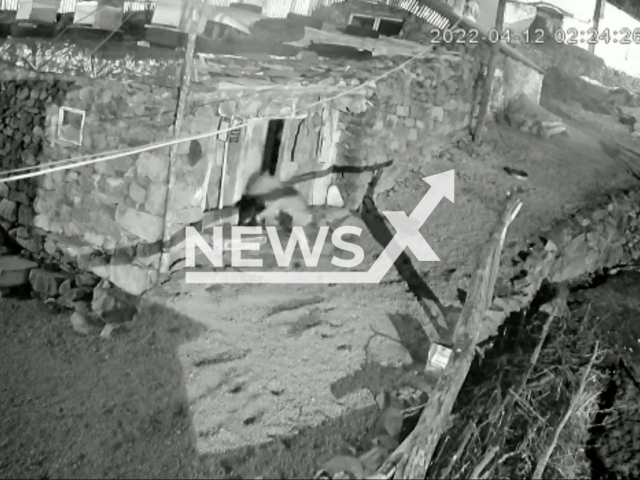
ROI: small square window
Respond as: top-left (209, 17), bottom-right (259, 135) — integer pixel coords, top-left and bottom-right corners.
top-left (348, 14), bottom-right (404, 37)
top-left (350, 14), bottom-right (376, 29)
top-left (57, 107), bottom-right (86, 146)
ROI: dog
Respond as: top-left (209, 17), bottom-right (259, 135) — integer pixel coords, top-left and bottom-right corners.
top-left (237, 171), bottom-right (314, 228)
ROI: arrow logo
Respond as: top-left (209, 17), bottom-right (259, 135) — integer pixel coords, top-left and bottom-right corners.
top-left (186, 170), bottom-right (455, 284)
top-left (366, 169), bottom-right (454, 282)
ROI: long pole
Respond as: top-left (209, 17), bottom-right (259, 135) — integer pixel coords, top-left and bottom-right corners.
top-left (158, 0), bottom-right (202, 275)
top-left (590, 0), bottom-right (605, 54)
top-left (473, 0), bottom-right (507, 144)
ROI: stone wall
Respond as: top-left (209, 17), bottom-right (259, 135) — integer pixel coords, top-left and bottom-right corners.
top-left (8, 78), bottom-right (178, 295)
top-left (0, 78), bottom-right (69, 254)
top-left (332, 43), bottom-right (483, 208)
top-left (490, 54), bottom-right (545, 112)
top-left (0, 29), bottom-right (537, 296)
top-left (477, 188), bottom-right (640, 345)
top-left (401, 12), bottom-right (545, 116)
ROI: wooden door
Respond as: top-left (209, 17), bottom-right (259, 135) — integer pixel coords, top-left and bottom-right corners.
top-left (276, 108), bottom-right (336, 205)
top-left (276, 110), bottom-right (324, 203)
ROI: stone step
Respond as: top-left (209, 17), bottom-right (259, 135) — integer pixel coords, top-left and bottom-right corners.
top-left (0, 255), bottom-right (39, 288)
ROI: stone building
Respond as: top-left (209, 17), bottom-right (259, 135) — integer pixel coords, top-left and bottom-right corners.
top-left (0, 0), bottom-right (542, 296)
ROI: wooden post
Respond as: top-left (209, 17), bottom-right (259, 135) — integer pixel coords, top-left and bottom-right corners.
top-left (378, 195), bottom-right (523, 479)
top-left (158, 0), bottom-right (202, 275)
top-left (590, 0), bottom-right (605, 54)
top-left (472, 0), bottom-right (507, 144)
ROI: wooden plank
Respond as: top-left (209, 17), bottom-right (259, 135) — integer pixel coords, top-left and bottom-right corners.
top-left (282, 111), bottom-right (323, 204)
top-left (206, 116), bottom-right (224, 211)
top-left (378, 195), bottom-right (523, 479)
top-left (276, 117), bottom-right (301, 182)
top-left (232, 118), bottom-right (269, 203)
top-left (221, 119), bottom-right (244, 207)
top-left (310, 107), bottom-right (339, 206)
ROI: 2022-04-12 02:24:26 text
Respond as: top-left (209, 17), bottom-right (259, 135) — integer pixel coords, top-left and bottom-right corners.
top-left (429, 26), bottom-right (640, 46)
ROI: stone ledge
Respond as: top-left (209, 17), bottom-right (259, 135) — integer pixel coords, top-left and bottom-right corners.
top-left (477, 188), bottom-right (640, 344)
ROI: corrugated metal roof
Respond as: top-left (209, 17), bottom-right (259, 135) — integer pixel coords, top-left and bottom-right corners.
top-left (1, 0), bottom-right (450, 30)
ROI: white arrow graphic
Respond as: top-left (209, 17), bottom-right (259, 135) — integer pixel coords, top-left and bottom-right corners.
top-left (185, 170), bottom-right (454, 284)
top-left (365, 169), bottom-right (455, 283)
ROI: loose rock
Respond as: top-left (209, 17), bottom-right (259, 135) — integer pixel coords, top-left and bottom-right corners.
top-left (70, 311), bottom-right (102, 335)
top-left (29, 268), bottom-right (68, 298)
top-left (91, 280), bottom-right (138, 324)
top-left (0, 255), bottom-right (38, 288)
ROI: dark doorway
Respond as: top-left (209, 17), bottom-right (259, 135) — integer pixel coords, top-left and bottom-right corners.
top-left (378, 18), bottom-right (404, 37)
top-left (262, 119), bottom-right (285, 176)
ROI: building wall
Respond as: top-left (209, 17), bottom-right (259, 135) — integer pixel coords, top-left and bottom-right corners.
top-left (0, 71), bottom-right (178, 295)
top-left (332, 41), bottom-right (485, 207)
top-left (0, 77), bottom-right (69, 254)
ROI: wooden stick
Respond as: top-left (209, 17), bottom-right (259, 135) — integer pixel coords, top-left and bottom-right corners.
top-left (473, 0), bottom-right (507, 144)
top-left (590, 0), bottom-right (605, 55)
top-left (376, 195), bottom-right (523, 479)
top-left (159, 0), bottom-right (202, 274)
top-left (531, 342), bottom-right (600, 479)
top-left (472, 289), bottom-right (566, 475)
top-left (469, 445), bottom-right (498, 479)
top-left (438, 421), bottom-right (475, 479)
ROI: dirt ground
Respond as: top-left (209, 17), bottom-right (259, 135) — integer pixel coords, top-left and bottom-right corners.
top-left (2, 102), bottom-right (640, 479)
top-left (572, 272), bottom-right (640, 480)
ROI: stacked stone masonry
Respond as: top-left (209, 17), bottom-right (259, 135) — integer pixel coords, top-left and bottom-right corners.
top-left (0, 77), bottom-right (178, 295)
top-left (0, 42), bottom-right (485, 295)
top-left (477, 189), bottom-right (640, 345)
top-left (0, 12), bottom-right (547, 296)
top-left (0, 79), bottom-right (69, 255)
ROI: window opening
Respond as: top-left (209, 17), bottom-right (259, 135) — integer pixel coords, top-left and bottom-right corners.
top-left (57, 107), bottom-right (85, 145)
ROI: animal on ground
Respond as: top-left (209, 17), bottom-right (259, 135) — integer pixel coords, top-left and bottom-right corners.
top-left (237, 171), bottom-right (314, 228)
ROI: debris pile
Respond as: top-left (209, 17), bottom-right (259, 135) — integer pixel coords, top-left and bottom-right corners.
top-left (499, 93), bottom-right (568, 138)
top-left (0, 249), bottom-right (138, 338)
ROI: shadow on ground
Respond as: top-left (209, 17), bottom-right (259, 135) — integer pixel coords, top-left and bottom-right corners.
top-left (0, 292), bottom-right (401, 479)
top-left (0, 299), bottom-right (204, 479)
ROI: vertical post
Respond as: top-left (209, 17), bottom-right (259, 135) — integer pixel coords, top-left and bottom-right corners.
top-left (473, 0), bottom-right (507, 144)
top-left (158, 0), bottom-right (202, 275)
top-left (590, 0), bottom-right (605, 54)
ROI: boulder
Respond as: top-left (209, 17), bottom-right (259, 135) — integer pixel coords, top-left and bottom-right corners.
top-left (91, 280), bottom-right (138, 324)
top-left (70, 311), bottom-right (103, 335)
top-left (29, 268), bottom-right (68, 298)
top-left (0, 255), bottom-right (38, 288)
top-left (618, 106), bottom-right (640, 132)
